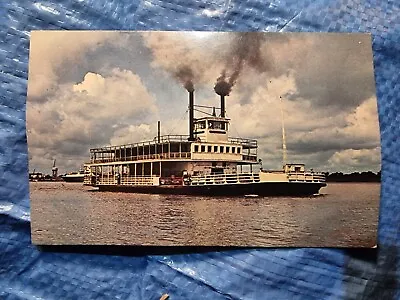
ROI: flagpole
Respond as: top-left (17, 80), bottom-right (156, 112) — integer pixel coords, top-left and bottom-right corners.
top-left (279, 96), bottom-right (287, 167)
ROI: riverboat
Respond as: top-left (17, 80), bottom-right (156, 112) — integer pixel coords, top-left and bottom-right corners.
top-left (83, 90), bottom-right (326, 196)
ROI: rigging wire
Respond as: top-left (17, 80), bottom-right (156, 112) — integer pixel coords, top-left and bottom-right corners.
top-left (167, 109), bottom-right (189, 136)
top-left (193, 108), bottom-right (215, 117)
top-left (225, 112), bottom-right (242, 140)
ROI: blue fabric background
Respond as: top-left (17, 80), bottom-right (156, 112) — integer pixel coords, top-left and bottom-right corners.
top-left (1, 0), bottom-right (399, 299)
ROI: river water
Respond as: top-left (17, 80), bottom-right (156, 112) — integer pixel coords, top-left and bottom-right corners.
top-left (30, 182), bottom-right (380, 247)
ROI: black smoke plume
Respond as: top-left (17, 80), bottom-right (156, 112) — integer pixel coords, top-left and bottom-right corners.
top-left (214, 71), bottom-right (232, 96)
top-left (214, 32), bottom-right (268, 96)
top-left (175, 65), bottom-right (194, 92)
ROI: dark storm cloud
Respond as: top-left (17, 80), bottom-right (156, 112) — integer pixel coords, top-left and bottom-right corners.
top-left (287, 34), bottom-right (376, 111)
top-left (57, 33), bottom-right (152, 85)
top-left (288, 137), bottom-right (379, 155)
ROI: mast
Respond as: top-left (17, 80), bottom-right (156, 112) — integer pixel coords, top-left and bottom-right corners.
top-left (279, 96), bottom-right (287, 166)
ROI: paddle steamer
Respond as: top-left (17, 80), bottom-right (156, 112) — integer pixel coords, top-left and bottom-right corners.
top-left (83, 90), bottom-right (326, 196)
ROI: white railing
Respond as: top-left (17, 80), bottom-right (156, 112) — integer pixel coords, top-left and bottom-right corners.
top-left (95, 175), bottom-right (159, 186)
top-left (287, 172), bottom-right (326, 183)
top-left (228, 137), bottom-right (258, 148)
top-left (121, 176), bottom-right (158, 186)
top-left (83, 176), bottom-right (91, 185)
top-left (91, 152), bottom-right (191, 163)
top-left (190, 173), bottom-right (260, 186)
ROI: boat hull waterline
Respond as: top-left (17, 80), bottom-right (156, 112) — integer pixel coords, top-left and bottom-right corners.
top-left (95, 182), bottom-right (326, 196)
top-left (62, 176), bottom-right (84, 182)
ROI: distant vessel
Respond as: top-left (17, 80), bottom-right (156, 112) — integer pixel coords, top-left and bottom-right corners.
top-left (62, 169), bottom-right (85, 182)
top-left (29, 160), bottom-right (63, 182)
top-left (29, 171), bottom-right (45, 182)
top-left (83, 89), bottom-right (326, 196)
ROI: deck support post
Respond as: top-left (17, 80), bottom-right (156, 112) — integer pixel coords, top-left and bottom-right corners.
top-left (150, 162), bottom-right (153, 177)
top-left (159, 161), bottom-right (162, 176)
top-left (134, 163), bottom-right (137, 177)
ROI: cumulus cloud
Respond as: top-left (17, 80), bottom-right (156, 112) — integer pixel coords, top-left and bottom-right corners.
top-left (223, 74), bottom-right (380, 171)
top-left (110, 124), bottom-right (153, 145)
top-left (28, 31), bottom-right (118, 101)
top-left (27, 69), bottom-right (157, 173)
top-left (328, 148), bottom-right (381, 172)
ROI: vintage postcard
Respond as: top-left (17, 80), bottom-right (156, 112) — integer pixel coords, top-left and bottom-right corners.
top-left (27, 31), bottom-right (381, 247)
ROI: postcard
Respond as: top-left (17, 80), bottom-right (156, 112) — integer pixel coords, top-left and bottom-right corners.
top-left (27, 31), bottom-right (381, 247)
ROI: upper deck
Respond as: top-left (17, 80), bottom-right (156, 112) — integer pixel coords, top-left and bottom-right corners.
top-left (88, 134), bottom-right (258, 164)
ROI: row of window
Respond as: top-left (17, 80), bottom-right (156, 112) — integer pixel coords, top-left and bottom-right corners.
top-left (194, 121), bottom-right (228, 131)
top-left (193, 144), bottom-right (241, 154)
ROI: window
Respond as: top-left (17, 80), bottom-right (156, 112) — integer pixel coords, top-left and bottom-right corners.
top-left (207, 121), bottom-right (227, 130)
top-left (215, 121), bottom-right (226, 130)
top-left (214, 146), bottom-right (218, 152)
top-left (220, 146), bottom-right (224, 153)
top-left (195, 121), bottom-right (206, 130)
top-left (232, 147), bottom-right (235, 153)
top-left (208, 146), bottom-right (212, 152)
top-left (226, 146), bottom-right (230, 153)
top-left (237, 147), bottom-right (241, 154)
top-left (201, 145), bottom-right (206, 152)
top-left (194, 145), bottom-right (199, 152)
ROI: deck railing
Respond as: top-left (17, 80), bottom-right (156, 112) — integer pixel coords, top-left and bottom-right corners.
top-left (90, 152), bottom-right (257, 164)
top-left (91, 152), bottom-right (191, 164)
top-left (120, 176), bottom-right (159, 186)
top-left (90, 135), bottom-right (191, 153)
top-left (287, 172), bottom-right (326, 183)
top-left (86, 171), bottom-right (326, 187)
top-left (152, 135), bottom-right (190, 143)
top-left (93, 175), bottom-right (160, 186)
top-left (228, 137), bottom-right (258, 149)
top-left (190, 173), bottom-right (260, 186)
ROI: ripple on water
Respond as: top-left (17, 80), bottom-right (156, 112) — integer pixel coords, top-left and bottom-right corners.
top-left (30, 182), bottom-right (380, 247)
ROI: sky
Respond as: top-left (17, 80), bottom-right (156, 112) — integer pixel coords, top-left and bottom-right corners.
top-left (26, 31), bottom-right (381, 174)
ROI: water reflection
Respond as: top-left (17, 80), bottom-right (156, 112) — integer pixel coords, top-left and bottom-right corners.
top-left (30, 182), bottom-right (380, 247)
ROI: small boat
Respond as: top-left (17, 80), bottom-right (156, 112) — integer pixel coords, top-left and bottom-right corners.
top-left (62, 169), bottom-right (85, 182)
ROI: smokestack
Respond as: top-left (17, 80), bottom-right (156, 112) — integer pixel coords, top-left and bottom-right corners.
top-left (157, 121), bottom-right (161, 143)
top-left (188, 91), bottom-right (195, 141)
top-left (220, 95), bottom-right (225, 118)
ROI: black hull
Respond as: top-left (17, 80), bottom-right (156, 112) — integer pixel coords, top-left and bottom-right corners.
top-left (97, 182), bottom-right (326, 197)
top-left (62, 177), bottom-right (84, 183)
